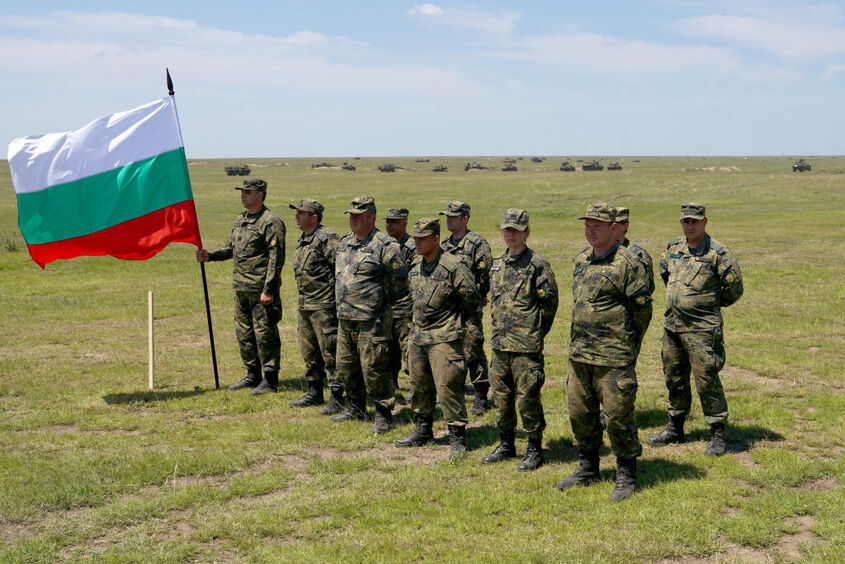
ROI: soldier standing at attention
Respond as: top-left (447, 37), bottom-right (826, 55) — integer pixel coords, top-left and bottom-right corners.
top-left (613, 207), bottom-right (655, 295)
top-left (288, 199), bottom-right (343, 413)
top-left (395, 218), bottom-right (480, 457)
top-left (648, 203), bottom-right (743, 456)
top-left (439, 201), bottom-right (493, 416)
top-left (385, 207), bottom-right (416, 395)
top-left (196, 178), bottom-right (286, 395)
top-left (482, 209), bottom-right (558, 471)
top-left (556, 203), bottom-right (652, 501)
top-left (332, 196), bottom-right (409, 434)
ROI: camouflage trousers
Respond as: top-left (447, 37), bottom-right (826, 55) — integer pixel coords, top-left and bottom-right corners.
top-left (490, 350), bottom-right (545, 438)
top-left (465, 310), bottom-right (489, 387)
top-left (337, 318), bottom-right (394, 410)
top-left (234, 290), bottom-right (281, 374)
top-left (297, 307), bottom-right (339, 389)
top-left (662, 328), bottom-right (728, 425)
top-left (388, 315), bottom-right (411, 384)
top-left (408, 339), bottom-right (467, 427)
top-left (567, 359), bottom-right (642, 459)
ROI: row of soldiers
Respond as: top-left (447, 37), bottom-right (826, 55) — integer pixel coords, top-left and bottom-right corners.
top-left (197, 178), bottom-right (744, 502)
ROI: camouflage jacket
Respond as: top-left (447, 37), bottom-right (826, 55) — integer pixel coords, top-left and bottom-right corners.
top-left (293, 224), bottom-right (340, 311)
top-left (335, 228), bottom-right (409, 322)
top-left (490, 248), bottom-right (559, 353)
top-left (659, 234), bottom-right (743, 333)
top-left (409, 250), bottom-right (480, 346)
top-left (441, 230), bottom-right (493, 303)
top-left (208, 206), bottom-right (286, 295)
top-left (570, 242), bottom-right (653, 367)
top-left (622, 238), bottom-right (656, 296)
top-left (390, 233), bottom-right (417, 319)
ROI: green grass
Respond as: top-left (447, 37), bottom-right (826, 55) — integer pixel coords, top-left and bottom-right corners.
top-left (1, 156), bottom-right (843, 561)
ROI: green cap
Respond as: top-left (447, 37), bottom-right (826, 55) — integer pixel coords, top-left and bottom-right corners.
top-left (386, 207), bottom-right (409, 220)
top-left (410, 217), bottom-right (440, 237)
top-left (680, 202), bottom-right (706, 220)
top-left (501, 208), bottom-right (529, 231)
top-left (614, 207), bottom-right (629, 223)
top-left (439, 201), bottom-right (471, 217)
top-left (345, 195), bottom-right (376, 215)
top-left (289, 198), bottom-right (324, 218)
top-left (235, 178), bottom-right (267, 192)
top-left (578, 202), bottom-right (615, 223)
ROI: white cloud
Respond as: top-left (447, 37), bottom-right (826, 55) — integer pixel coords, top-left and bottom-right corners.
top-left (824, 62), bottom-right (845, 79)
top-left (408, 3), bottom-right (444, 17)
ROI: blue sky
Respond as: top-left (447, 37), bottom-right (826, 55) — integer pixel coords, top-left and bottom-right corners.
top-left (2, 1), bottom-right (845, 157)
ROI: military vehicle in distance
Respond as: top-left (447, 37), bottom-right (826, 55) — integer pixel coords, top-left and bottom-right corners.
top-left (502, 162), bottom-right (518, 172)
top-left (464, 162), bottom-right (489, 171)
top-left (607, 162), bottom-right (622, 170)
top-left (583, 160), bottom-right (604, 171)
top-left (224, 165), bottom-right (251, 176)
top-left (792, 159), bottom-right (811, 172)
top-left (530, 157), bottom-right (545, 163)
top-left (341, 162), bottom-right (356, 171)
top-left (433, 165), bottom-right (448, 172)
top-left (311, 162), bottom-right (335, 169)
top-left (560, 161), bottom-right (575, 172)
top-left (504, 158), bottom-right (517, 164)
top-left (378, 163), bottom-right (396, 172)
top-left (416, 158), bottom-right (430, 162)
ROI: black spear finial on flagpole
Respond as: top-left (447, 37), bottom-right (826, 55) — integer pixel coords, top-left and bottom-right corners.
top-left (166, 68), bottom-right (174, 95)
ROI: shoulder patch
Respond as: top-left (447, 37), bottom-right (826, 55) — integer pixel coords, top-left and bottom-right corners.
top-left (635, 296), bottom-right (647, 305)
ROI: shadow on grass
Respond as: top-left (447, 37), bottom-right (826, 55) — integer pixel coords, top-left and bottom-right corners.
top-left (637, 408), bottom-right (670, 429)
top-left (103, 388), bottom-right (207, 404)
top-left (545, 436), bottom-right (580, 464)
top-left (639, 458), bottom-right (707, 489)
top-left (685, 424), bottom-right (786, 453)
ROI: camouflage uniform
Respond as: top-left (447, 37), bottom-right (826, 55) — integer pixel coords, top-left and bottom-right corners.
top-left (568, 205), bottom-right (652, 460)
top-left (208, 184), bottom-right (286, 376)
top-left (407, 219), bottom-right (480, 427)
top-left (335, 198), bottom-right (409, 413)
top-left (292, 215), bottom-right (340, 389)
top-left (387, 208), bottom-right (417, 386)
top-left (440, 202), bottom-right (493, 392)
top-left (659, 208), bottom-right (743, 425)
top-left (489, 212), bottom-right (558, 439)
top-left (615, 207), bottom-right (656, 297)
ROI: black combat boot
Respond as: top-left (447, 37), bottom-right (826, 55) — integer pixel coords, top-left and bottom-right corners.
top-left (289, 379), bottom-right (324, 407)
top-left (330, 398), bottom-right (368, 423)
top-left (372, 404), bottom-right (394, 435)
top-left (468, 382), bottom-right (490, 416)
top-left (319, 385), bottom-right (345, 415)
top-left (555, 449), bottom-right (601, 491)
top-left (251, 370), bottom-right (278, 395)
top-left (517, 436), bottom-right (544, 472)
top-left (448, 425), bottom-right (467, 458)
top-left (395, 415), bottom-right (434, 447)
top-left (647, 414), bottom-right (686, 447)
top-left (609, 457), bottom-right (637, 502)
top-left (228, 368), bottom-right (261, 390)
top-left (704, 423), bottom-right (726, 456)
top-left (482, 430), bottom-right (517, 464)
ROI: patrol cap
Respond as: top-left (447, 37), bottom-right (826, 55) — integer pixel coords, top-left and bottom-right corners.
top-left (289, 198), bottom-right (324, 218)
top-left (614, 207), bottom-right (630, 223)
top-left (439, 201), bottom-right (471, 217)
top-left (680, 202), bottom-right (706, 220)
top-left (385, 207), bottom-right (409, 220)
top-left (578, 202), bottom-right (615, 223)
top-left (501, 208), bottom-right (529, 231)
top-left (345, 195), bottom-right (376, 215)
top-left (235, 178), bottom-right (267, 192)
top-left (410, 217), bottom-right (440, 237)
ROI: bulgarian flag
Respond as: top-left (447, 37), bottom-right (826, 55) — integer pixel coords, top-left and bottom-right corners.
top-left (8, 96), bottom-right (202, 268)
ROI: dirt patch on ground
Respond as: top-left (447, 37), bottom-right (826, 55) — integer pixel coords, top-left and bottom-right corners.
top-left (731, 451), bottom-right (757, 468)
top-left (797, 475), bottom-right (837, 492)
top-left (722, 366), bottom-right (784, 387)
top-left (0, 522), bottom-right (35, 544)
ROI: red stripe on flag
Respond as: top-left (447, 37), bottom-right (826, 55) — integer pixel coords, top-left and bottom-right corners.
top-left (27, 200), bottom-right (203, 268)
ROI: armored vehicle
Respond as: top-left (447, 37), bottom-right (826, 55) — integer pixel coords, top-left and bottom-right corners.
top-left (464, 162), bottom-right (489, 171)
top-left (433, 165), bottom-right (448, 172)
top-left (560, 161), bottom-right (575, 172)
top-left (530, 157), bottom-right (545, 163)
top-left (607, 162), bottom-right (622, 170)
top-left (416, 158), bottom-right (430, 162)
top-left (224, 165), bottom-right (251, 176)
top-left (502, 162), bottom-right (518, 172)
top-left (311, 162), bottom-right (335, 169)
top-left (341, 162), bottom-right (356, 171)
top-left (378, 163), bottom-right (396, 172)
top-left (792, 159), bottom-right (811, 172)
top-left (504, 158), bottom-right (517, 164)
top-left (583, 160), bottom-right (604, 171)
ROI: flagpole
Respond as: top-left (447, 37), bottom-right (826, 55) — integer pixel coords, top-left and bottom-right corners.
top-left (167, 68), bottom-right (220, 390)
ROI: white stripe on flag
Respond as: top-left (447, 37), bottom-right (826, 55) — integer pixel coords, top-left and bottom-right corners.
top-left (8, 97), bottom-right (182, 195)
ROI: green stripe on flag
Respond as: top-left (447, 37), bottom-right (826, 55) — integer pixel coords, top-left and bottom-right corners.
top-left (17, 148), bottom-right (194, 245)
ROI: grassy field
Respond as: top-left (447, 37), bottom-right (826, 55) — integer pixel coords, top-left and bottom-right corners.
top-left (1, 155), bottom-right (843, 562)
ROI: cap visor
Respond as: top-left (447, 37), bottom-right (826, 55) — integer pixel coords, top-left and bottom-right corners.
top-left (680, 214), bottom-right (705, 220)
top-left (289, 204), bottom-right (300, 210)
top-left (500, 223), bottom-right (527, 231)
top-left (410, 231), bottom-right (433, 237)
top-left (345, 209), bottom-right (367, 215)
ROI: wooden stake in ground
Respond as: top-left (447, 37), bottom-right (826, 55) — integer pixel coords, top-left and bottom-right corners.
top-left (148, 290), bottom-right (154, 390)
